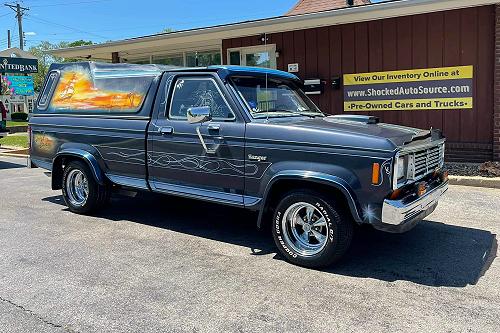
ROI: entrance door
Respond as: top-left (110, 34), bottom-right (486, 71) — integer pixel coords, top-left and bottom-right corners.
top-left (148, 74), bottom-right (246, 206)
top-left (228, 45), bottom-right (277, 69)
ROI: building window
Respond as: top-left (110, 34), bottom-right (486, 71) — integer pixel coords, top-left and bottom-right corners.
top-left (153, 54), bottom-right (184, 67)
top-left (227, 45), bottom-right (277, 69)
top-left (129, 57), bottom-right (151, 65)
top-left (229, 51), bottom-right (241, 66)
top-left (124, 49), bottom-right (222, 67)
top-left (186, 50), bottom-right (221, 67)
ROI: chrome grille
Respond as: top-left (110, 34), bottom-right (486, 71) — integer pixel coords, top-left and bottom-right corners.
top-left (411, 144), bottom-right (445, 180)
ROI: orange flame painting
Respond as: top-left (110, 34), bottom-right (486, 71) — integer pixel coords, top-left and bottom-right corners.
top-left (52, 69), bottom-right (145, 111)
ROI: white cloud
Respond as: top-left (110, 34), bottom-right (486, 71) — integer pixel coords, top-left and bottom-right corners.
top-left (24, 32), bottom-right (36, 36)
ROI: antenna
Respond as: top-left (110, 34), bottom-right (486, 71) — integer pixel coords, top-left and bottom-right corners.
top-left (265, 32), bottom-right (269, 122)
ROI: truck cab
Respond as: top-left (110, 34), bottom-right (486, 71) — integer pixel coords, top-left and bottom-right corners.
top-left (29, 62), bottom-right (448, 268)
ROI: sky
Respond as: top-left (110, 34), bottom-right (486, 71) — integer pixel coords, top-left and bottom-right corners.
top-left (0, 0), bottom-right (386, 50)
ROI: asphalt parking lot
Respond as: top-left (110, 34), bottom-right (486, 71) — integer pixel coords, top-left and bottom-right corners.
top-left (0, 156), bottom-right (499, 333)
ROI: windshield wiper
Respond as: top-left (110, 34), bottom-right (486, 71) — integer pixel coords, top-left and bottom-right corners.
top-left (253, 109), bottom-right (293, 114)
top-left (296, 109), bottom-right (324, 118)
top-left (252, 109), bottom-right (323, 119)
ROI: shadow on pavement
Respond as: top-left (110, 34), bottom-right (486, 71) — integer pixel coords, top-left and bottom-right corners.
top-left (42, 192), bottom-right (497, 288)
top-left (0, 159), bottom-right (25, 170)
top-left (330, 223), bottom-right (497, 287)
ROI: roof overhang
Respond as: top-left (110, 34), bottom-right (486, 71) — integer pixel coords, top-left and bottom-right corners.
top-left (50, 0), bottom-right (499, 60)
top-left (0, 47), bottom-right (38, 59)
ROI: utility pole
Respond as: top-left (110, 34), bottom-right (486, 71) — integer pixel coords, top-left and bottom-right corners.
top-left (7, 30), bottom-right (11, 48)
top-left (4, 3), bottom-right (29, 50)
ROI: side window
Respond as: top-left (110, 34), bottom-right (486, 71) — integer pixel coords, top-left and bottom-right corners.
top-left (37, 71), bottom-right (59, 110)
top-left (169, 78), bottom-right (235, 121)
top-left (49, 67), bottom-right (154, 113)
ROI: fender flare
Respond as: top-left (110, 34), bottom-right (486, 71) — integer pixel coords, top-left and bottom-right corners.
top-left (52, 148), bottom-right (105, 189)
top-left (256, 171), bottom-right (363, 228)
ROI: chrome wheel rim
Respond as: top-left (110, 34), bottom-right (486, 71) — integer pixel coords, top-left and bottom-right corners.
top-left (66, 169), bottom-right (89, 206)
top-left (281, 202), bottom-right (329, 257)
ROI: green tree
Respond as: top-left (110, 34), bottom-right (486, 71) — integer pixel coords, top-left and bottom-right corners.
top-left (29, 41), bottom-right (62, 93)
top-left (58, 40), bottom-right (94, 63)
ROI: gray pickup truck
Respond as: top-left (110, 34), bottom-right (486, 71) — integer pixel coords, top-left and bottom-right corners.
top-left (29, 62), bottom-right (448, 267)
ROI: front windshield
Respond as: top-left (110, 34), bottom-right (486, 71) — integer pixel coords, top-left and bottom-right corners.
top-left (230, 76), bottom-right (324, 118)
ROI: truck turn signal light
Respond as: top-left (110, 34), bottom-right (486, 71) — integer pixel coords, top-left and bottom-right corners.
top-left (372, 163), bottom-right (380, 185)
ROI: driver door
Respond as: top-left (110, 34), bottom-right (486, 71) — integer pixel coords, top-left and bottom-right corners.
top-left (148, 74), bottom-right (246, 206)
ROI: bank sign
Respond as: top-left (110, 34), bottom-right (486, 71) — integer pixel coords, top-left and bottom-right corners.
top-left (343, 66), bottom-right (473, 111)
top-left (0, 57), bottom-right (38, 74)
top-left (5, 76), bottom-right (35, 96)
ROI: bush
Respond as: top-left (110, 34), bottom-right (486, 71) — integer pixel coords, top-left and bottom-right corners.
top-left (11, 112), bottom-right (28, 121)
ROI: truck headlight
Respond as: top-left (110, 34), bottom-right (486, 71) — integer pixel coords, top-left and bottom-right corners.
top-left (396, 156), bottom-right (405, 180)
top-left (392, 154), bottom-right (407, 189)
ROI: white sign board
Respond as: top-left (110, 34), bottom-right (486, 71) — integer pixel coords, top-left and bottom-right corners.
top-left (288, 63), bottom-right (299, 73)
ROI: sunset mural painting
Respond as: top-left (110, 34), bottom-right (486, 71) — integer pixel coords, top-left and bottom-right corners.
top-left (51, 67), bottom-right (147, 111)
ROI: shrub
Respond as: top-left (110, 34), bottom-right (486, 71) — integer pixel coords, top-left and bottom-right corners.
top-left (11, 112), bottom-right (28, 121)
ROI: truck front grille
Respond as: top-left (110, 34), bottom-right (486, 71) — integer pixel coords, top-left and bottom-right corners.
top-left (412, 144), bottom-right (445, 180)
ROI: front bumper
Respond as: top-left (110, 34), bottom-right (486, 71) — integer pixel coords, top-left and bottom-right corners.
top-left (376, 179), bottom-right (448, 233)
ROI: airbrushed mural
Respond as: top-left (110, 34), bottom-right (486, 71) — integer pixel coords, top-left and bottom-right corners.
top-left (33, 133), bottom-right (57, 154)
top-left (51, 67), bottom-right (148, 111)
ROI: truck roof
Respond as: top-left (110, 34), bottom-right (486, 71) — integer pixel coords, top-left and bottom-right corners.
top-left (48, 62), bottom-right (300, 82)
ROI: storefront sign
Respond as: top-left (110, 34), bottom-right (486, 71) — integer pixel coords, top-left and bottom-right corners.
top-left (0, 57), bottom-right (38, 74)
top-left (343, 66), bottom-right (473, 111)
top-left (5, 76), bottom-right (35, 96)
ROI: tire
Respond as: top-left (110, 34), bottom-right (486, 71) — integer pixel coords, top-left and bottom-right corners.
top-left (272, 190), bottom-right (353, 268)
top-left (62, 160), bottom-right (110, 214)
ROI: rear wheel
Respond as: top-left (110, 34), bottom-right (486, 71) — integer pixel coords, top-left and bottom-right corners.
top-left (62, 160), bottom-right (110, 214)
top-left (272, 190), bottom-right (353, 268)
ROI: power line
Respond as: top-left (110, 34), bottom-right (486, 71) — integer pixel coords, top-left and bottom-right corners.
top-left (30, 0), bottom-right (112, 7)
top-left (24, 13), bottom-right (109, 40)
top-left (22, 9), bottom-right (283, 41)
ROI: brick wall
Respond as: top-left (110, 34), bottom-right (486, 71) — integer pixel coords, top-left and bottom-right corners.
top-left (494, 5), bottom-right (500, 161)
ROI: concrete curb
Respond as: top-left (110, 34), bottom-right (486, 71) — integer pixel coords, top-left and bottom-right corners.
top-left (0, 148), bottom-right (29, 158)
top-left (7, 126), bottom-right (28, 134)
top-left (449, 175), bottom-right (500, 189)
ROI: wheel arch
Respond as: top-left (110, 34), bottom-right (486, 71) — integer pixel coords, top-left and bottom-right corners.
top-left (52, 148), bottom-right (105, 190)
top-left (256, 171), bottom-right (363, 228)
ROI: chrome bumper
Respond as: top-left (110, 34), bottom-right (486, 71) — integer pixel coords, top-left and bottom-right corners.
top-left (381, 180), bottom-right (448, 229)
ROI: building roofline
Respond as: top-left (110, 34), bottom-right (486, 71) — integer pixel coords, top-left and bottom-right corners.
top-left (50, 0), bottom-right (499, 59)
top-left (285, 0), bottom-right (372, 16)
top-left (0, 47), bottom-right (38, 59)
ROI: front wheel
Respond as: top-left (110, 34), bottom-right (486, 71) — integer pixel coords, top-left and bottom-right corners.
top-left (62, 160), bottom-right (110, 214)
top-left (272, 190), bottom-right (353, 268)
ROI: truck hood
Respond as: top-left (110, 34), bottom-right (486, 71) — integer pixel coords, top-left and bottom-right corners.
top-left (267, 116), bottom-right (434, 147)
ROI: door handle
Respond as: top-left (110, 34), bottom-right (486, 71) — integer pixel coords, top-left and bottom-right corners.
top-left (207, 123), bottom-right (220, 132)
top-left (160, 126), bottom-right (174, 135)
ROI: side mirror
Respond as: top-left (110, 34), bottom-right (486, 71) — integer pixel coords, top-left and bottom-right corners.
top-left (187, 106), bottom-right (212, 124)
